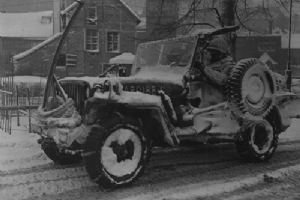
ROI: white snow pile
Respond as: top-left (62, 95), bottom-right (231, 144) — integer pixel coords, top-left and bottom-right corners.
top-left (0, 129), bottom-right (51, 172)
top-left (13, 76), bottom-right (47, 87)
top-left (109, 52), bottom-right (135, 64)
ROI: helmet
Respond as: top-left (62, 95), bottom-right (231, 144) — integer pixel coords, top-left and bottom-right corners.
top-left (207, 37), bottom-right (229, 54)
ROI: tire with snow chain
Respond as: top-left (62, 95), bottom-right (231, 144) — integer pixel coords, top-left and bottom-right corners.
top-left (226, 58), bottom-right (275, 118)
top-left (40, 138), bottom-right (82, 165)
top-left (83, 114), bottom-right (151, 188)
top-left (235, 119), bottom-right (278, 162)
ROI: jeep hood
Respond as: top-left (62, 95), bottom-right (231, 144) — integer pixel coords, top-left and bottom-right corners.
top-left (59, 66), bottom-right (187, 88)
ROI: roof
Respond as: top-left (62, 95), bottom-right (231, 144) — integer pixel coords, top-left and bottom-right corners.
top-left (118, 0), bottom-right (141, 23)
top-left (282, 34), bottom-right (300, 49)
top-left (122, 0), bottom-right (145, 17)
top-left (13, 32), bottom-right (62, 62)
top-left (0, 10), bottom-right (53, 38)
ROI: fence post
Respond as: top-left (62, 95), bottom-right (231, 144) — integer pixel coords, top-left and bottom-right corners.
top-left (16, 85), bottom-right (20, 126)
top-left (27, 88), bottom-right (32, 133)
top-left (9, 82), bottom-right (12, 135)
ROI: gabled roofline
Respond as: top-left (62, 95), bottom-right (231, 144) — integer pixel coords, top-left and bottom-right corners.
top-left (13, 32), bottom-right (62, 62)
top-left (118, 0), bottom-right (141, 24)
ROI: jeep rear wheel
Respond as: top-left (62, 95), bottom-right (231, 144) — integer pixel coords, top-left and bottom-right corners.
top-left (83, 115), bottom-right (150, 188)
top-left (235, 120), bottom-right (278, 161)
top-left (227, 58), bottom-right (275, 118)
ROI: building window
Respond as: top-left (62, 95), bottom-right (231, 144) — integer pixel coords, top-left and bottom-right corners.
top-left (41, 15), bottom-right (52, 24)
top-left (107, 32), bottom-right (120, 52)
top-left (86, 6), bottom-right (97, 26)
top-left (85, 29), bottom-right (99, 52)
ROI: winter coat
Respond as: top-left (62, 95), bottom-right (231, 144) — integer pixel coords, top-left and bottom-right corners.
top-left (202, 56), bottom-right (235, 86)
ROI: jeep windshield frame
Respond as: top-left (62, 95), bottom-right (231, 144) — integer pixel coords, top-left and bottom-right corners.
top-left (132, 35), bottom-right (198, 74)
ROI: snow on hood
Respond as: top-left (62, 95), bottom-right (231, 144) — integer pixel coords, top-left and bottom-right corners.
top-left (128, 66), bottom-right (187, 85)
top-left (60, 66), bottom-right (186, 88)
top-left (59, 76), bottom-right (105, 87)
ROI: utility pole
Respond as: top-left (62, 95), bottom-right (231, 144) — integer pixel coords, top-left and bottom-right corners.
top-left (286, 0), bottom-right (293, 92)
top-left (221, 0), bottom-right (236, 59)
top-left (53, 0), bottom-right (61, 34)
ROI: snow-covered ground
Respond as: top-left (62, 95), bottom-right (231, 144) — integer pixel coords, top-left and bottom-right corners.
top-left (0, 125), bottom-right (51, 173)
top-left (0, 117), bottom-right (300, 200)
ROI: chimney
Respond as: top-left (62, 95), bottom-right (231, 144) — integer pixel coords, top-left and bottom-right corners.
top-left (53, 0), bottom-right (61, 34)
top-left (146, 0), bottom-right (178, 40)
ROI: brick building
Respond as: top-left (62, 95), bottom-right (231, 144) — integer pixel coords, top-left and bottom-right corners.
top-left (63, 0), bottom-right (141, 76)
top-left (13, 0), bottom-right (142, 77)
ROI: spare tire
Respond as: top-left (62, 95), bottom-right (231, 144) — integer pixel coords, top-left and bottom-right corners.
top-left (226, 58), bottom-right (275, 118)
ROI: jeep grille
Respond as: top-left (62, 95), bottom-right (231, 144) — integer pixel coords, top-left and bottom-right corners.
top-left (59, 81), bottom-right (89, 115)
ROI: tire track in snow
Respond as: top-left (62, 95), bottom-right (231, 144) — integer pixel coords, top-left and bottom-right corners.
top-left (222, 184), bottom-right (292, 200)
top-left (1, 141), bottom-right (300, 200)
top-left (0, 166), bottom-right (97, 200)
top-left (119, 163), bottom-right (300, 200)
top-left (0, 177), bottom-right (96, 200)
top-left (0, 166), bottom-right (87, 186)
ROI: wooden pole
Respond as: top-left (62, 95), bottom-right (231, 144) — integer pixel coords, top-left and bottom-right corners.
top-left (27, 88), bottom-right (32, 133)
top-left (286, 0), bottom-right (293, 92)
top-left (43, 0), bottom-right (84, 108)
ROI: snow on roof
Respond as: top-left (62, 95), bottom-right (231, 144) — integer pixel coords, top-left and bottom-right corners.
top-left (118, 0), bottom-right (141, 23)
top-left (0, 10), bottom-right (53, 38)
top-left (13, 32), bottom-right (62, 62)
top-left (281, 34), bottom-right (300, 49)
top-left (109, 52), bottom-right (135, 64)
top-left (122, 0), bottom-right (145, 17)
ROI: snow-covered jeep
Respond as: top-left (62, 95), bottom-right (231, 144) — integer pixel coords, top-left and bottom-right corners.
top-left (36, 24), bottom-right (299, 188)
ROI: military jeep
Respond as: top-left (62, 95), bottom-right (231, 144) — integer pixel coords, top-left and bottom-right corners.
top-left (35, 1), bottom-right (299, 188)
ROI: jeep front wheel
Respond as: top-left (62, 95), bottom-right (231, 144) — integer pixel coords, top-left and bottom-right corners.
top-left (235, 119), bottom-right (278, 161)
top-left (83, 116), bottom-right (150, 188)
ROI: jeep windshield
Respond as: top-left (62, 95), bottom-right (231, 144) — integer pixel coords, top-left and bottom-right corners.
top-left (134, 35), bottom-right (198, 70)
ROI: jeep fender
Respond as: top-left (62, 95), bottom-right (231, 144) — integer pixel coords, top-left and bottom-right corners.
top-left (265, 105), bottom-right (291, 134)
top-left (85, 96), bottom-right (178, 146)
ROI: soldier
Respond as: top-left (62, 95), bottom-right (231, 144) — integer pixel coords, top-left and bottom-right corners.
top-left (183, 37), bottom-right (235, 109)
top-left (200, 36), bottom-right (235, 86)
top-left (185, 36), bottom-right (235, 86)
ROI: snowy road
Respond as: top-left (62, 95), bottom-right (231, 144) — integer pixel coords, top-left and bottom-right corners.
top-left (1, 120), bottom-right (300, 200)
